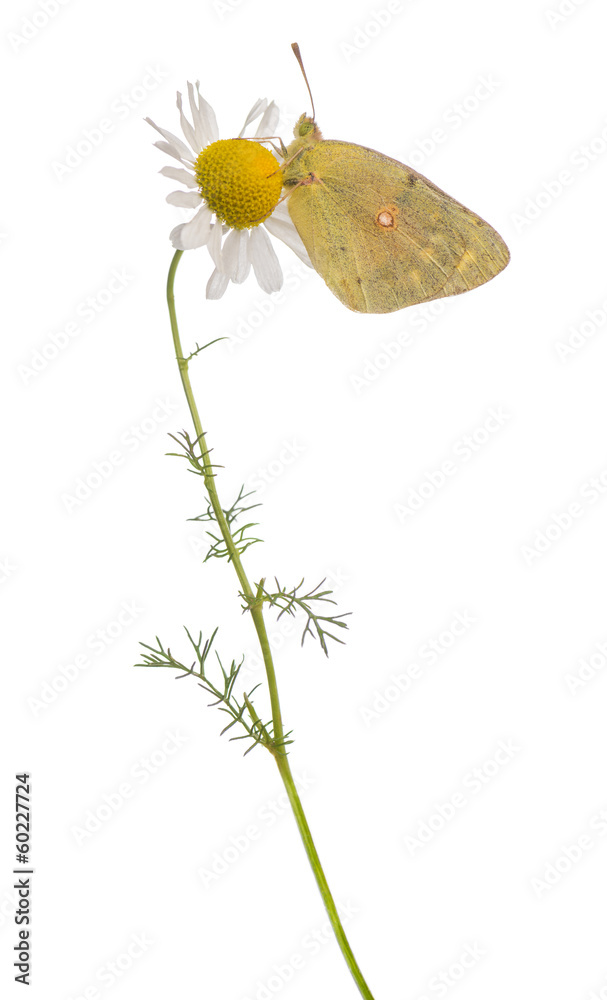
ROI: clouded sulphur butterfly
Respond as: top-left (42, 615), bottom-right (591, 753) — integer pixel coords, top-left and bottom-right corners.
top-left (281, 44), bottom-right (510, 314)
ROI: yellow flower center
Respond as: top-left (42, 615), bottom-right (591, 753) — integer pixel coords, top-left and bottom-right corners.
top-left (194, 139), bottom-right (283, 230)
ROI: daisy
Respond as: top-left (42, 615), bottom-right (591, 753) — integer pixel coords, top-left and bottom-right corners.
top-left (146, 84), bottom-right (311, 299)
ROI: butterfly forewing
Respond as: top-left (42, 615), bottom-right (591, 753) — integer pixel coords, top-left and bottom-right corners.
top-left (284, 140), bottom-right (509, 314)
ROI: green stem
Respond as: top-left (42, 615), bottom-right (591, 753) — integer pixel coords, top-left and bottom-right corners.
top-left (167, 250), bottom-right (376, 1000)
top-left (167, 250), bottom-right (284, 744)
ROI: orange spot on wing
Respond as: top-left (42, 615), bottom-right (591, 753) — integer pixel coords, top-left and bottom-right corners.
top-left (376, 204), bottom-right (398, 230)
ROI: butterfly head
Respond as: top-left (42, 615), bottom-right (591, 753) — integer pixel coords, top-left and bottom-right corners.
top-left (294, 114), bottom-right (322, 142)
top-left (284, 114), bottom-right (323, 163)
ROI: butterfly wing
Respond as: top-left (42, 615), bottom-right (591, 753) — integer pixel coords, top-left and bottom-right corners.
top-left (284, 140), bottom-right (509, 314)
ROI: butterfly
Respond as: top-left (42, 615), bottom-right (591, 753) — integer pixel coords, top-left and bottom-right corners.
top-left (281, 45), bottom-right (509, 314)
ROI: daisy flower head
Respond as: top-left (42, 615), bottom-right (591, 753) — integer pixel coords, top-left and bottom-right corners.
top-left (146, 85), bottom-right (311, 299)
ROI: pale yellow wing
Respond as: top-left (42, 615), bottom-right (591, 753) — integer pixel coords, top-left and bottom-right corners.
top-left (284, 140), bottom-right (509, 314)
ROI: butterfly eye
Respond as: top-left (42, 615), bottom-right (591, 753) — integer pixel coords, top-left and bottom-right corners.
top-left (293, 114), bottom-right (317, 139)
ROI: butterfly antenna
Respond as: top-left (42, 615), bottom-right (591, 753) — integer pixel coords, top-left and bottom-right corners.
top-left (291, 42), bottom-right (316, 121)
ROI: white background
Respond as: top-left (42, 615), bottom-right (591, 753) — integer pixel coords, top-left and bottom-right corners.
top-left (3, 0), bottom-right (607, 998)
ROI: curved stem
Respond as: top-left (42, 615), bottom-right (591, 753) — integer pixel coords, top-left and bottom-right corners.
top-left (275, 754), bottom-right (375, 999)
top-left (166, 250), bottom-right (376, 1000)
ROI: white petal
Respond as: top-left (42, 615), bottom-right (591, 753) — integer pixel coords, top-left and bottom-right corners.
top-left (176, 91), bottom-right (200, 156)
top-left (248, 227), bottom-right (283, 293)
top-left (160, 165), bottom-right (198, 188)
top-left (240, 98), bottom-right (268, 136)
top-left (220, 229), bottom-right (251, 283)
top-left (206, 221), bottom-right (224, 268)
top-left (206, 268), bottom-right (230, 300)
top-left (145, 118), bottom-right (193, 163)
top-left (170, 205), bottom-right (213, 249)
top-left (166, 190), bottom-right (202, 208)
top-left (152, 140), bottom-right (192, 167)
top-left (267, 200), bottom-right (292, 223)
top-left (188, 82), bottom-right (219, 147)
top-left (255, 100), bottom-right (280, 139)
top-left (264, 202), bottom-right (312, 267)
